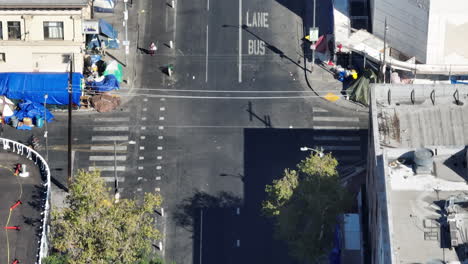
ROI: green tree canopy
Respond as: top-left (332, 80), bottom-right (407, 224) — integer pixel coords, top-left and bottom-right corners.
top-left (262, 152), bottom-right (350, 263)
top-left (49, 170), bottom-right (163, 264)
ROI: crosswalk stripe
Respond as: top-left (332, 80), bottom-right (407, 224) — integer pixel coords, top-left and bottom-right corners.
top-left (89, 156), bottom-right (127, 161)
top-left (89, 166), bottom-right (126, 171)
top-left (313, 126), bottom-right (362, 130)
top-left (322, 145), bottom-right (361, 151)
top-left (313, 135), bottom-right (361, 141)
top-left (93, 126), bottom-right (129, 132)
top-left (91, 145), bottom-right (127, 151)
top-left (312, 107), bottom-right (328, 112)
top-left (313, 116), bottom-right (360, 122)
top-left (102, 176), bottom-right (125, 182)
top-left (94, 117), bottom-right (130, 122)
top-left (92, 136), bottom-right (129, 141)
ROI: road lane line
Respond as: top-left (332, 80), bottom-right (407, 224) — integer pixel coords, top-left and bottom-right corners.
top-left (93, 126), bottom-right (129, 132)
top-left (91, 145), bottom-right (127, 151)
top-left (92, 136), bottom-right (129, 141)
top-left (207, 0), bottom-right (209, 10)
top-left (89, 156), bottom-right (127, 161)
top-left (238, 0), bottom-right (242, 83)
top-left (205, 25), bottom-right (209, 82)
top-left (173, 0), bottom-right (177, 47)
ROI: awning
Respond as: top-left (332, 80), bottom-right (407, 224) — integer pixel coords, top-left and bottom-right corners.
top-left (99, 19), bottom-right (118, 39)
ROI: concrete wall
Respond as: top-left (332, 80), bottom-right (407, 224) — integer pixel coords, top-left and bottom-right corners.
top-left (0, 8), bottom-right (90, 72)
top-left (426, 0), bottom-right (468, 65)
top-left (371, 0), bottom-right (429, 63)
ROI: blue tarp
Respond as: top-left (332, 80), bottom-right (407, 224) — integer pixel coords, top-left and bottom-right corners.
top-left (14, 100), bottom-right (54, 122)
top-left (99, 19), bottom-right (117, 39)
top-left (0, 73), bottom-right (82, 105)
top-left (87, 74), bottom-right (119, 92)
top-left (94, 0), bottom-right (115, 13)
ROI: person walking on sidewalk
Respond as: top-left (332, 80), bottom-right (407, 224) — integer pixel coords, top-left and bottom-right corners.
top-left (149, 42), bottom-right (157, 56)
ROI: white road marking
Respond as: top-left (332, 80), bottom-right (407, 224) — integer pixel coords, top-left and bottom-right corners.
top-left (89, 166), bottom-right (126, 171)
top-left (156, 176), bottom-right (161, 180)
top-left (139, 156), bottom-right (144, 160)
top-left (91, 145), bottom-right (127, 151)
top-left (89, 156), bottom-right (127, 161)
top-left (207, 0), bottom-right (209, 10)
top-left (321, 145), bottom-right (361, 151)
top-left (142, 117), bottom-right (147, 121)
top-left (313, 126), bottom-right (362, 130)
top-left (159, 126), bottom-right (164, 130)
top-left (102, 176), bottom-right (125, 182)
top-left (138, 166), bottom-right (144, 170)
top-left (238, 0), bottom-right (242, 83)
top-left (143, 108), bottom-right (147, 111)
top-left (141, 136), bottom-right (146, 140)
top-left (206, 24), bottom-right (209, 82)
top-left (138, 177), bottom-right (143, 181)
top-left (141, 126), bottom-right (146, 130)
top-left (144, 98), bottom-right (148, 102)
top-left (160, 107), bottom-right (166, 111)
top-left (312, 107), bottom-right (328, 112)
top-left (155, 187), bottom-right (161, 192)
top-left (93, 126), bottom-right (129, 132)
top-left (173, 0), bottom-right (177, 47)
top-left (140, 146), bottom-right (145, 150)
top-left (94, 117), bottom-right (130, 122)
top-left (156, 166), bottom-right (162, 170)
top-left (157, 146), bottom-right (163, 150)
top-left (157, 156), bottom-right (162, 160)
top-left (92, 136), bottom-right (129, 141)
top-left (159, 116), bottom-right (165, 120)
top-left (313, 116), bottom-right (360, 122)
top-left (161, 98), bottom-right (166, 101)
top-left (158, 136), bottom-right (164, 140)
top-left (137, 188), bottom-right (142, 191)
top-left (313, 135), bottom-right (361, 141)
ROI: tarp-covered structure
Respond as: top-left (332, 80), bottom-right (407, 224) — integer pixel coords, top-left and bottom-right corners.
top-left (94, 0), bottom-right (115, 13)
top-left (86, 19), bottom-right (119, 49)
top-left (87, 74), bottom-right (119, 92)
top-left (345, 69), bottom-right (377, 106)
top-left (0, 73), bottom-right (82, 105)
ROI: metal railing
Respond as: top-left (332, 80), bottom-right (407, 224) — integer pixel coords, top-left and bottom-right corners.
top-left (0, 138), bottom-right (51, 264)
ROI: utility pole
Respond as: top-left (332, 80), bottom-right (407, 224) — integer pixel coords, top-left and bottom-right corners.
top-left (380, 18), bottom-right (388, 83)
top-left (114, 140), bottom-right (119, 202)
top-left (312, 0), bottom-right (316, 69)
top-left (67, 55), bottom-right (73, 188)
top-left (44, 94), bottom-right (48, 161)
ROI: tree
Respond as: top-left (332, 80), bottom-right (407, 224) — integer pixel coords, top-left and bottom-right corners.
top-left (48, 170), bottom-right (163, 264)
top-left (262, 152), bottom-right (350, 263)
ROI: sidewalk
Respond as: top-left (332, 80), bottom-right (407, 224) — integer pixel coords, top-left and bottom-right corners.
top-left (91, 0), bottom-right (140, 105)
top-left (300, 0), bottom-right (368, 113)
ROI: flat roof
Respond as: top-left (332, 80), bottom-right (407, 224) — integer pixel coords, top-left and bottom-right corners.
top-left (372, 84), bottom-right (468, 263)
top-left (0, 0), bottom-right (88, 8)
top-left (0, 151), bottom-right (45, 263)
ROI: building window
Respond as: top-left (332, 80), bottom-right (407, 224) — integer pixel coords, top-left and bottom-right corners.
top-left (7, 21), bottom-right (21, 40)
top-left (0, 53), bottom-right (5, 62)
top-left (0, 22), bottom-right (3, 40)
top-left (43, 22), bottom-right (64, 40)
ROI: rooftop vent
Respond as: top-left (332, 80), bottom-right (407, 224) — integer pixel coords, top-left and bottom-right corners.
top-left (414, 148), bottom-right (434, 174)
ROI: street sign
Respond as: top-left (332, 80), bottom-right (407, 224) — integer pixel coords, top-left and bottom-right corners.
top-left (122, 40), bottom-right (130, 46)
top-left (309, 27), bottom-right (319, 42)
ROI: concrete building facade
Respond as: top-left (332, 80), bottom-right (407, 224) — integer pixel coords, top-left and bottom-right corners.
top-left (0, 0), bottom-right (91, 73)
top-left (370, 0), bottom-right (468, 65)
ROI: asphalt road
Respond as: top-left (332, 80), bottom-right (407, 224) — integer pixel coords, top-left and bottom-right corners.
top-left (19, 0), bottom-right (370, 263)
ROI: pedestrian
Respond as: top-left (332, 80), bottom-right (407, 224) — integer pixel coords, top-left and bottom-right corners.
top-left (149, 42), bottom-right (157, 56)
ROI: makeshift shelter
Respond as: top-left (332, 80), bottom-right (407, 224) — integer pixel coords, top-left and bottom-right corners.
top-left (345, 69), bottom-right (377, 106)
top-left (0, 73), bottom-right (82, 105)
top-left (93, 0), bottom-right (115, 13)
top-left (103, 60), bottom-right (123, 83)
top-left (0, 96), bottom-right (15, 117)
top-left (87, 74), bottom-right (119, 92)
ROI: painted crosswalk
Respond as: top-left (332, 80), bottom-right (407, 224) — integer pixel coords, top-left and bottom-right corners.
top-left (311, 106), bottom-right (368, 174)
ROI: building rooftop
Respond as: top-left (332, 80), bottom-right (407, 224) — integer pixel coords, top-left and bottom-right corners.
top-left (372, 84), bottom-right (468, 263)
top-left (0, 0), bottom-right (88, 8)
top-left (0, 150), bottom-right (48, 263)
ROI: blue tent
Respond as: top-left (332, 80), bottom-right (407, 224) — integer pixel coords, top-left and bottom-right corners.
top-left (0, 72), bottom-right (82, 105)
top-left (98, 19), bottom-right (119, 49)
top-left (94, 0), bottom-right (115, 13)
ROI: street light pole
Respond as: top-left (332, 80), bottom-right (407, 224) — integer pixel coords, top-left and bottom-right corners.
top-left (380, 17), bottom-right (388, 83)
top-left (300, 146), bottom-right (324, 157)
top-left (67, 55), bottom-right (73, 188)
